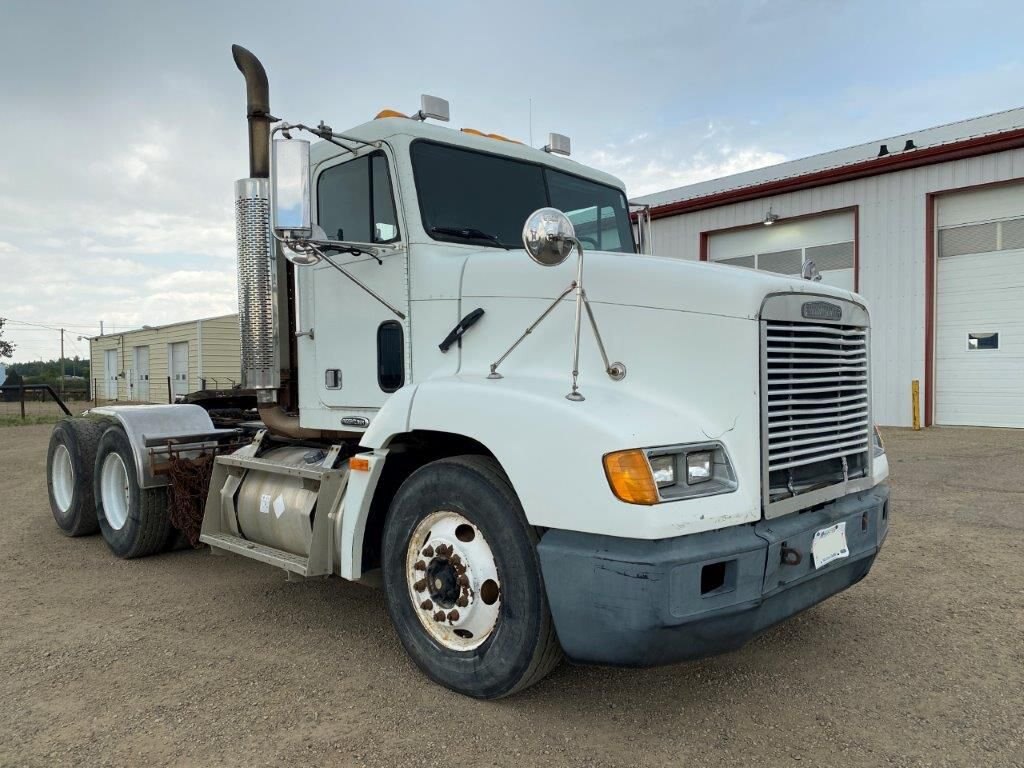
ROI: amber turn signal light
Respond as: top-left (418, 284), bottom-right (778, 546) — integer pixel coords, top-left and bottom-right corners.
top-left (603, 449), bottom-right (660, 505)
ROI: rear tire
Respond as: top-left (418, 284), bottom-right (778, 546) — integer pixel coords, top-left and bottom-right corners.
top-left (46, 417), bottom-right (108, 536)
top-left (382, 455), bottom-right (562, 699)
top-left (93, 426), bottom-right (172, 559)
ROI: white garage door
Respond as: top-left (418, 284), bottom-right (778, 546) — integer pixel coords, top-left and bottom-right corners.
top-left (170, 341), bottom-right (189, 401)
top-left (708, 210), bottom-right (856, 290)
top-left (935, 185), bottom-right (1024, 428)
top-left (133, 345), bottom-right (150, 402)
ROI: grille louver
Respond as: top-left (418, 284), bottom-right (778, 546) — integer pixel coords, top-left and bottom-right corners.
top-left (765, 321), bottom-right (870, 473)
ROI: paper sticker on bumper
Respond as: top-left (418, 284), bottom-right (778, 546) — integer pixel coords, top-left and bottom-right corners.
top-left (812, 522), bottom-right (849, 569)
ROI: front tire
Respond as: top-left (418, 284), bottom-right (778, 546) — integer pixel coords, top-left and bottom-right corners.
top-left (93, 426), bottom-right (172, 559)
top-left (382, 455), bottom-right (562, 699)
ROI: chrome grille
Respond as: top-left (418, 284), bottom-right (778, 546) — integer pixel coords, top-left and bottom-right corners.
top-left (235, 178), bottom-right (279, 390)
top-left (765, 321), bottom-right (869, 473)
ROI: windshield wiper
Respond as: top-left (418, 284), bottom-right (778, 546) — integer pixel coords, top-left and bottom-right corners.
top-left (430, 226), bottom-right (511, 250)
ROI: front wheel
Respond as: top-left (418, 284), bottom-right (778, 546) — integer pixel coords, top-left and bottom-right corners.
top-left (382, 455), bottom-right (562, 699)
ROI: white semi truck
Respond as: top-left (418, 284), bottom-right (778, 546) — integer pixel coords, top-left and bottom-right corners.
top-left (45, 45), bottom-right (890, 699)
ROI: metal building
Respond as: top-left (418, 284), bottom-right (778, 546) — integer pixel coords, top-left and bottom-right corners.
top-left (89, 314), bottom-right (240, 403)
top-left (633, 108), bottom-right (1024, 428)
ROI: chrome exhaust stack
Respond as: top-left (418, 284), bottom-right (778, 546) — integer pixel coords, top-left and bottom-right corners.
top-left (232, 44), bottom-right (279, 394)
top-left (233, 44), bottom-right (322, 438)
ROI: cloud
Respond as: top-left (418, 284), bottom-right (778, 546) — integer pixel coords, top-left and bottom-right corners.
top-left (582, 134), bottom-right (786, 198)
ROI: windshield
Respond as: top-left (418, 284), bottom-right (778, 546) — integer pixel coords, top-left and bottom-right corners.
top-left (410, 140), bottom-right (635, 252)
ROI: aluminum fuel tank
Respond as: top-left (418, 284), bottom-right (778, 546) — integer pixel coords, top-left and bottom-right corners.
top-left (236, 446), bottom-right (328, 556)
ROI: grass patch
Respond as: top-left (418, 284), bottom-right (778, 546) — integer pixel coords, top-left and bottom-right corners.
top-left (0, 414), bottom-right (63, 427)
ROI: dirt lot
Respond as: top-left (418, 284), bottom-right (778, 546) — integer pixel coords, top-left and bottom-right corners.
top-left (1, 425), bottom-right (1021, 767)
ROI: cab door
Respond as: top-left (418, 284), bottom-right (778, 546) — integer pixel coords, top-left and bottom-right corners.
top-left (309, 150), bottom-right (408, 413)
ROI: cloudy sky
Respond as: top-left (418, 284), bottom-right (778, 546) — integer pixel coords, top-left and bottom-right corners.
top-left (2, 0), bottom-right (1022, 362)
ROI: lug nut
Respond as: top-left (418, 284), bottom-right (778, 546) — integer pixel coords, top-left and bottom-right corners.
top-left (456, 596), bottom-right (468, 608)
top-left (420, 599), bottom-right (433, 610)
top-left (447, 610), bottom-right (460, 622)
top-left (450, 554), bottom-right (462, 566)
top-left (413, 560), bottom-right (426, 571)
top-left (413, 579), bottom-right (426, 592)
top-left (433, 611), bottom-right (446, 622)
top-left (457, 574), bottom-right (470, 587)
top-left (422, 546), bottom-right (434, 557)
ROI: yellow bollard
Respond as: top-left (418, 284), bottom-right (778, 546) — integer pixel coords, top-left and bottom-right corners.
top-left (912, 380), bottom-right (921, 431)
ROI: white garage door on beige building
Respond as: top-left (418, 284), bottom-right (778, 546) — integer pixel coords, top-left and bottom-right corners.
top-left (935, 184), bottom-right (1024, 428)
top-left (89, 314), bottom-right (241, 403)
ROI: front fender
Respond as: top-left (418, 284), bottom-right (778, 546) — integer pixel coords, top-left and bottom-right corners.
top-left (365, 374), bottom-right (761, 540)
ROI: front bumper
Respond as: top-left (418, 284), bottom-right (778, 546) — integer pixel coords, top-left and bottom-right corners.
top-left (537, 484), bottom-right (890, 666)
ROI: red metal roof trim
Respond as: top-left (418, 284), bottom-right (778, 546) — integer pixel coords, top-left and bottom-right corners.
top-left (649, 127), bottom-right (1024, 219)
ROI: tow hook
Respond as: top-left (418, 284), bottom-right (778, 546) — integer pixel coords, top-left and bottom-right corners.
top-left (780, 544), bottom-right (802, 566)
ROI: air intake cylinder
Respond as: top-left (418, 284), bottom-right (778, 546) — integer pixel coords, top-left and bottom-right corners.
top-left (235, 178), bottom-right (280, 391)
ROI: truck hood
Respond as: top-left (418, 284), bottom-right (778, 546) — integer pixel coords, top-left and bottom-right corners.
top-left (460, 249), bottom-right (863, 320)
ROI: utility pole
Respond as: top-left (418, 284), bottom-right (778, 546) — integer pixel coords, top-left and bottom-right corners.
top-left (60, 328), bottom-right (65, 400)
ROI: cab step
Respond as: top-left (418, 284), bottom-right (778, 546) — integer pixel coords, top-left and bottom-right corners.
top-left (200, 531), bottom-right (330, 577)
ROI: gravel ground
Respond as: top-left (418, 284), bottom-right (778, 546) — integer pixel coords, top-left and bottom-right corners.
top-left (1, 424), bottom-right (1022, 767)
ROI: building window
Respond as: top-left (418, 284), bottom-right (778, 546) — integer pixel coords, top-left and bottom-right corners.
top-left (717, 241), bottom-right (854, 276)
top-left (967, 332), bottom-right (999, 351)
top-left (939, 216), bottom-right (1024, 258)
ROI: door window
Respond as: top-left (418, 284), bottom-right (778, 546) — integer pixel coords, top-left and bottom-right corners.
top-left (317, 152), bottom-right (400, 244)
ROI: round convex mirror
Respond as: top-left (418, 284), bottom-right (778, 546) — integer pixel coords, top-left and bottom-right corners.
top-left (521, 207), bottom-right (576, 266)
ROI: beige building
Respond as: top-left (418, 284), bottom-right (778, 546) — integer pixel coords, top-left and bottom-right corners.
top-left (89, 314), bottom-right (241, 403)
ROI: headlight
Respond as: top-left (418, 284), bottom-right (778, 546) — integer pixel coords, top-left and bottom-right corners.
top-left (872, 424), bottom-right (885, 457)
top-left (649, 455), bottom-right (676, 487)
top-left (685, 451), bottom-right (713, 484)
top-left (603, 442), bottom-right (738, 505)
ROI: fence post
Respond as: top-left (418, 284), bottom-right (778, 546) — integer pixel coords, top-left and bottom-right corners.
top-left (167, 376), bottom-right (173, 404)
top-left (19, 383), bottom-right (25, 420)
top-left (93, 378), bottom-right (98, 407)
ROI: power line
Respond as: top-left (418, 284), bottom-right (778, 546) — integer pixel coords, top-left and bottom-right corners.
top-left (3, 318), bottom-right (133, 330)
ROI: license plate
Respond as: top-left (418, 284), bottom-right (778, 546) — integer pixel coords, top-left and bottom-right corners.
top-left (811, 522), bottom-right (849, 569)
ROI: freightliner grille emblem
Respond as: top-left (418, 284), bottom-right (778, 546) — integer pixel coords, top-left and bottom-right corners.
top-left (801, 301), bottom-right (842, 321)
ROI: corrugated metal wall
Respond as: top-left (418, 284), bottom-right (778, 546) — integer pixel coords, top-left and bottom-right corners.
top-left (647, 147), bottom-right (1024, 426)
top-left (89, 315), bottom-right (241, 402)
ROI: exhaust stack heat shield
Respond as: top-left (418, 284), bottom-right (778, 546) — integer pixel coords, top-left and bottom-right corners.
top-left (235, 177), bottom-right (280, 391)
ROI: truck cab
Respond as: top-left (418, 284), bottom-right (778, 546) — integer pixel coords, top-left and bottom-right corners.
top-left (44, 45), bottom-right (889, 700)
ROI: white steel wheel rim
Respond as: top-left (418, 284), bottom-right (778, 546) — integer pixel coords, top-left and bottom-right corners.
top-left (100, 453), bottom-right (130, 531)
top-left (51, 444), bottom-right (75, 513)
top-left (406, 510), bottom-right (502, 652)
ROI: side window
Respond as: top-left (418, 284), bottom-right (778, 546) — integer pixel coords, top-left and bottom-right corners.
top-left (377, 321), bottom-right (405, 392)
top-left (317, 153), bottom-right (400, 244)
top-left (372, 154), bottom-right (399, 242)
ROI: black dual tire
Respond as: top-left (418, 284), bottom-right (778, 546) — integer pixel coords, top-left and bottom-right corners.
top-left (93, 426), bottom-right (172, 559)
top-left (382, 455), bottom-right (563, 699)
top-left (46, 417), bottom-right (108, 537)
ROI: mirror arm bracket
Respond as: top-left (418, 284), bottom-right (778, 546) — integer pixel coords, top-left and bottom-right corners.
top-left (302, 242), bottom-right (406, 320)
top-left (492, 211), bottom-right (628, 398)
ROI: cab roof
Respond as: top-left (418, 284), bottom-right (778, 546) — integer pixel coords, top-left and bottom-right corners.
top-left (309, 116), bottom-right (627, 192)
